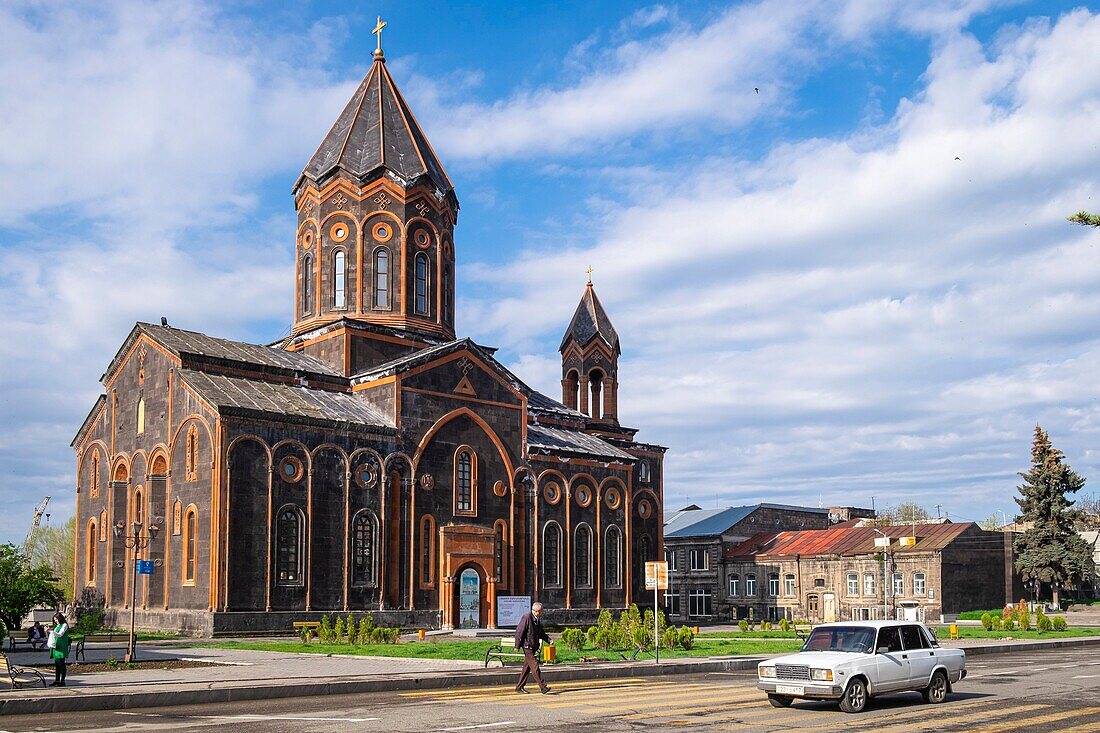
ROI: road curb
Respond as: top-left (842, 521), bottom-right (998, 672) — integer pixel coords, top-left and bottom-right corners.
top-left (3, 636), bottom-right (1099, 715)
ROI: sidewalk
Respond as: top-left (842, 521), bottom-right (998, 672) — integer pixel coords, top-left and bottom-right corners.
top-left (3, 635), bottom-right (1099, 715)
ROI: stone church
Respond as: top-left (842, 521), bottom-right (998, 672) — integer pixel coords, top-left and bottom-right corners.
top-left (71, 42), bottom-right (667, 634)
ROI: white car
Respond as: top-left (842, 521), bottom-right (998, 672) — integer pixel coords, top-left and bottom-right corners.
top-left (757, 620), bottom-right (966, 713)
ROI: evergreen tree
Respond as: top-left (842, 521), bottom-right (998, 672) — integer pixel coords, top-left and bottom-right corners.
top-left (1068, 211), bottom-right (1100, 227)
top-left (1013, 426), bottom-right (1094, 607)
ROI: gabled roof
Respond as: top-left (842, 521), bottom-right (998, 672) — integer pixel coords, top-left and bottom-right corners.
top-left (104, 323), bottom-right (341, 385)
top-left (178, 370), bottom-right (394, 434)
top-left (526, 423), bottom-right (635, 462)
top-left (755, 522), bottom-right (978, 559)
top-left (664, 503), bottom-right (829, 539)
top-left (560, 282), bottom-right (620, 355)
top-left (296, 56), bottom-right (454, 200)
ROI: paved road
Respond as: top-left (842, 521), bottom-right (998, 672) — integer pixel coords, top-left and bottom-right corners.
top-left (4, 646), bottom-right (1100, 732)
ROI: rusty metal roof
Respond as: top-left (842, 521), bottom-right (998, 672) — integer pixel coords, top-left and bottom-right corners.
top-left (753, 522), bottom-right (978, 559)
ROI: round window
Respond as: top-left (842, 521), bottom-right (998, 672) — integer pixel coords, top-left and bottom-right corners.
top-left (353, 464), bottom-right (376, 489)
top-left (543, 482), bottom-right (562, 505)
top-left (414, 230), bottom-right (431, 248)
top-left (301, 230), bottom-right (314, 249)
top-left (493, 480), bottom-right (508, 497)
top-left (638, 499), bottom-right (653, 519)
top-left (372, 222), bottom-right (393, 242)
top-left (279, 456), bottom-right (304, 483)
top-left (604, 487), bottom-right (622, 510)
top-left (575, 486), bottom-right (592, 507)
top-left (330, 223), bottom-right (350, 242)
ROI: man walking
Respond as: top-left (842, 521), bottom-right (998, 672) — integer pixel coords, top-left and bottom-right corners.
top-left (514, 601), bottom-right (553, 694)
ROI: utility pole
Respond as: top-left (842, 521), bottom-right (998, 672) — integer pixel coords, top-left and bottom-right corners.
top-left (935, 503), bottom-right (942, 520)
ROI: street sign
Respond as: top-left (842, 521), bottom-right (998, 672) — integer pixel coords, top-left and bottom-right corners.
top-left (874, 537), bottom-right (891, 548)
top-left (136, 559), bottom-right (154, 575)
top-left (645, 561), bottom-right (669, 590)
top-left (899, 536), bottom-right (916, 547)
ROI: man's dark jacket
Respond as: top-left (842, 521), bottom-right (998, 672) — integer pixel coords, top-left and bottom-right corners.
top-left (514, 612), bottom-right (551, 650)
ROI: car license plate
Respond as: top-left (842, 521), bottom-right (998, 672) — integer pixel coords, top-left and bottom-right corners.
top-left (776, 685), bottom-right (804, 695)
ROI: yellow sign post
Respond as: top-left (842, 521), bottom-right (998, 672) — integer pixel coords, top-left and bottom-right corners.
top-left (646, 561), bottom-right (669, 664)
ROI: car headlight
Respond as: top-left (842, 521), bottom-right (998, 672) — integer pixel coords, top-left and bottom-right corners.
top-left (759, 665), bottom-right (776, 678)
top-left (809, 668), bottom-right (833, 682)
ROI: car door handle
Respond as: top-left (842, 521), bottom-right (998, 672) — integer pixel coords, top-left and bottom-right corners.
top-left (901, 654), bottom-right (907, 659)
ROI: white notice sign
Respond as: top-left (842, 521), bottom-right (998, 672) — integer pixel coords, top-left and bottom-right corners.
top-left (497, 595), bottom-right (531, 627)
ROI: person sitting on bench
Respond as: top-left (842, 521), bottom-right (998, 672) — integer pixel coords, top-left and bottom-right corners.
top-left (27, 623), bottom-right (46, 651)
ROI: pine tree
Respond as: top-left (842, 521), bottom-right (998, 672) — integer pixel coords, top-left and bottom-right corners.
top-left (1068, 211), bottom-right (1100, 227)
top-left (1013, 426), bottom-right (1094, 607)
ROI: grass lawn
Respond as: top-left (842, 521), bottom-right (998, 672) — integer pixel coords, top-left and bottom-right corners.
top-left (932, 625), bottom-right (1100, 640)
top-left (195, 637), bottom-right (804, 663)
top-left (698, 631), bottom-right (799, 639)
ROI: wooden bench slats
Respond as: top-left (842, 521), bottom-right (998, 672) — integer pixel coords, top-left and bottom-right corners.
top-left (484, 637), bottom-right (527, 667)
top-left (75, 633), bottom-right (130, 661)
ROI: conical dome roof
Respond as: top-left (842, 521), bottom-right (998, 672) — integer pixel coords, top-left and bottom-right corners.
top-left (296, 56), bottom-right (454, 199)
top-left (560, 282), bottom-right (620, 355)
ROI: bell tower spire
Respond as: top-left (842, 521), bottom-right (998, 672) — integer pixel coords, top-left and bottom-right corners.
top-left (560, 276), bottom-right (621, 423)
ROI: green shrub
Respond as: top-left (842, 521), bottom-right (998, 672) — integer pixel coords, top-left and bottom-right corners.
top-left (561, 628), bottom-right (586, 651)
top-left (662, 627), bottom-right (678, 650)
top-left (586, 626), bottom-right (598, 647)
top-left (738, 619), bottom-right (749, 632)
top-left (980, 613), bottom-right (993, 631)
top-left (779, 618), bottom-right (790, 632)
top-left (319, 615), bottom-right (333, 643)
top-left (677, 626), bottom-right (695, 650)
top-left (1000, 617), bottom-right (1014, 631)
top-left (1018, 612), bottom-right (1031, 631)
top-left (1001, 606), bottom-right (1015, 622)
top-left (356, 616), bottom-right (374, 645)
top-left (1052, 616), bottom-right (1067, 632)
top-left (957, 609), bottom-right (1006, 620)
top-left (106, 657), bottom-right (119, 669)
top-left (1037, 614), bottom-right (1052, 632)
top-left (334, 616), bottom-right (345, 643)
top-left (298, 626), bottom-right (310, 643)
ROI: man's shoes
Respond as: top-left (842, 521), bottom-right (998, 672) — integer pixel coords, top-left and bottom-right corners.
top-left (539, 686), bottom-right (551, 694)
top-left (48, 682), bottom-right (59, 687)
top-left (514, 687), bottom-right (529, 694)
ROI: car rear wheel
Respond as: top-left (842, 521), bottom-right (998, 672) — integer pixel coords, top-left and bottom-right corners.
top-left (839, 678), bottom-right (869, 713)
top-left (767, 694), bottom-right (793, 708)
top-left (922, 670), bottom-right (948, 704)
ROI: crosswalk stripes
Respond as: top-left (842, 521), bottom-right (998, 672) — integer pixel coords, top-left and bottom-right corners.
top-left (1049, 717), bottom-right (1100, 733)
top-left (399, 678), bottom-right (653, 701)
top-left (797, 702), bottom-right (1047, 733)
top-left (970, 707), bottom-right (1100, 732)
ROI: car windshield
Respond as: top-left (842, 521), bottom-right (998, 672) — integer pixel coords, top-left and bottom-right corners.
top-left (803, 626), bottom-right (877, 654)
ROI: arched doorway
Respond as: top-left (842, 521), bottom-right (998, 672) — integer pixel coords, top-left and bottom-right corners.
top-left (456, 566), bottom-right (483, 629)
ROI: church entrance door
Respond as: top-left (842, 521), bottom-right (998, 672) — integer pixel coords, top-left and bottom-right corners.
top-left (458, 567), bottom-right (482, 629)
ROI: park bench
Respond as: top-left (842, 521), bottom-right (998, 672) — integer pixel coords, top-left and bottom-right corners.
top-left (794, 622), bottom-right (814, 642)
top-left (292, 621), bottom-right (321, 640)
top-left (75, 632), bottom-right (130, 662)
top-left (484, 637), bottom-right (527, 667)
top-left (1, 651), bottom-right (46, 689)
top-left (6, 635), bottom-right (46, 653)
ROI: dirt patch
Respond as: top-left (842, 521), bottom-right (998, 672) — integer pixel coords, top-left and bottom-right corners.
top-left (27, 659), bottom-right (224, 674)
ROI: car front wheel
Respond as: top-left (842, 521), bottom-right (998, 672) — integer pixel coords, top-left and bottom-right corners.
top-left (922, 671), bottom-right (948, 704)
top-left (839, 678), bottom-right (869, 713)
top-left (767, 694), bottom-right (793, 708)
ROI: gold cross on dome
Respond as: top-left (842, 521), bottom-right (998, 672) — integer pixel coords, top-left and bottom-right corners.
top-left (373, 16), bottom-right (387, 54)
top-left (586, 264), bottom-right (594, 284)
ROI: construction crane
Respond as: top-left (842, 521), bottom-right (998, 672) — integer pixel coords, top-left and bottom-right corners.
top-left (25, 495), bottom-right (51, 544)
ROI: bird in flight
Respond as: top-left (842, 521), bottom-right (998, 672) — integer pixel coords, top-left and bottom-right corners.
top-left (754, 87), bottom-right (759, 94)
top-left (954, 156), bottom-right (961, 160)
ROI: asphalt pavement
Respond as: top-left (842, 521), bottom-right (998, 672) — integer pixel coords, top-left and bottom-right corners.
top-left (3, 644), bottom-right (1099, 732)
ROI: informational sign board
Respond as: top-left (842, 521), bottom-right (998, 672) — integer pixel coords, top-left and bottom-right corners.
top-left (899, 536), bottom-right (916, 547)
top-left (873, 537), bottom-right (891, 548)
top-left (497, 595), bottom-right (531, 627)
top-left (645, 561), bottom-right (669, 590)
top-left (136, 559), bottom-right (154, 575)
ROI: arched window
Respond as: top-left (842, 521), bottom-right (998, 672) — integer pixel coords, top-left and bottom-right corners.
top-left (563, 370), bottom-right (579, 411)
top-left (301, 255), bottom-right (314, 315)
top-left (494, 521), bottom-right (507, 584)
top-left (352, 511), bottom-right (376, 586)
top-left (421, 515), bottom-right (435, 586)
top-left (276, 506), bottom-right (304, 585)
top-left (639, 462), bottom-right (650, 482)
top-left (373, 248), bottom-right (389, 308)
top-left (640, 535), bottom-right (651, 562)
top-left (574, 524), bottom-right (592, 588)
top-left (442, 263), bottom-right (452, 324)
top-left (136, 398), bottom-right (145, 434)
top-left (89, 453), bottom-right (100, 498)
top-left (543, 522), bottom-right (562, 588)
top-left (183, 506), bottom-right (197, 585)
top-left (185, 424), bottom-right (198, 481)
top-left (333, 250), bottom-right (346, 308)
top-left (133, 488), bottom-right (143, 526)
top-left (588, 369), bottom-right (604, 418)
top-left (86, 520), bottom-right (97, 586)
top-left (604, 525), bottom-right (622, 589)
top-left (414, 252), bottom-right (430, 315)
top-left (455, 449), bottom-right (475, 514)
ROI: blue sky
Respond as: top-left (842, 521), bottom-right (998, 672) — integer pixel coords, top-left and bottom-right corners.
top-left (2, 0), bottom-right (1100, 543)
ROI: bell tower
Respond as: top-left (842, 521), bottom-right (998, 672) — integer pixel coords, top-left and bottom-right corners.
top-left (560, 277), bottom-right (621, 423)
top-left (289, 25), bottom-right (458, 358)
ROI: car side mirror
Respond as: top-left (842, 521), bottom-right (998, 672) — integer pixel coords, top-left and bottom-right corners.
top-left (876, 646), bottom-right (890, 654)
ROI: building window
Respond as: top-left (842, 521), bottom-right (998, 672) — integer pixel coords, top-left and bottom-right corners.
top-left (768, 573), bottom-right (780, 597)
top-left (665, 549), bottom-right (678, 571)
top-left (443, 263), bottom-right (452, 324)
top-left (183, 506), bottom-right (197, 585)
top-left (864, 573), bottom-right (876, 596)
top-left (136, 398), bottom-right (145, 434)
top-left (89, 453), bottom-right (100, 498)
top-left (574, 524), bottom-right (592, 589)
top-left (421, 515), bottom-right (435, 586)
top-left (86, 520), bottom-right (97, 586)
top-left (352, 511), bottom-right (376, 586)
top-left (785, 574), bottom-right (796, 597)
top-left (455, 448), bottom-right (475, 514)
top-left (302, 255), bottom-right (314, 315)
top-left (746, 573), bottom-right (757, 596)
top-left (185, 424), bottom-right (198, 481)
top-left (494, 521), bottom-right (507, 585)
top-left (639, 462), bottom-right (650, 482)
top-left (543, 522), bottom-right (562, 588)
top-left (373, 248), bottom-right (389, 308)
top-left (414, 252), bottom-right (430, 315)
top-left (132, 488), bottom-right (143, 526)
top-left (913, 572), bottom-right (926, 596)
top-left (276, 507), bottom-right (304, 585)
top-left (847, 573), bottom-right (859, 596)
top-left (605, 525), bottom-right (622, 589)
top-left (688, 589), bottom-right (712, 617)
top-left (333, 250), bottom-right (346, 308)
top-left (689, 548), bottom-right (708, 571)
top-left (664, 590), bottom-right (680, 616)
top-left (892, 572), bottom-right (904, 598)
top-left (728, 574), bottom-right (740, 597)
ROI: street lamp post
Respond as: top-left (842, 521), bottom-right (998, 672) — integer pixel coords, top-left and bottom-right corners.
top-left (872, 528), bottom-right (890, 620)
top-left (113, 520), bottom-right (158, 663)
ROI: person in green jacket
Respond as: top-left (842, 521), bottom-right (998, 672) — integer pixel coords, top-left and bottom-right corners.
top-left (49, 612), bottom-right (70, 687)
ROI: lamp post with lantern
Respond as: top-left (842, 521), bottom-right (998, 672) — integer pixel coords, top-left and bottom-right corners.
top-left (113, 520), bottom-right (159, 662)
